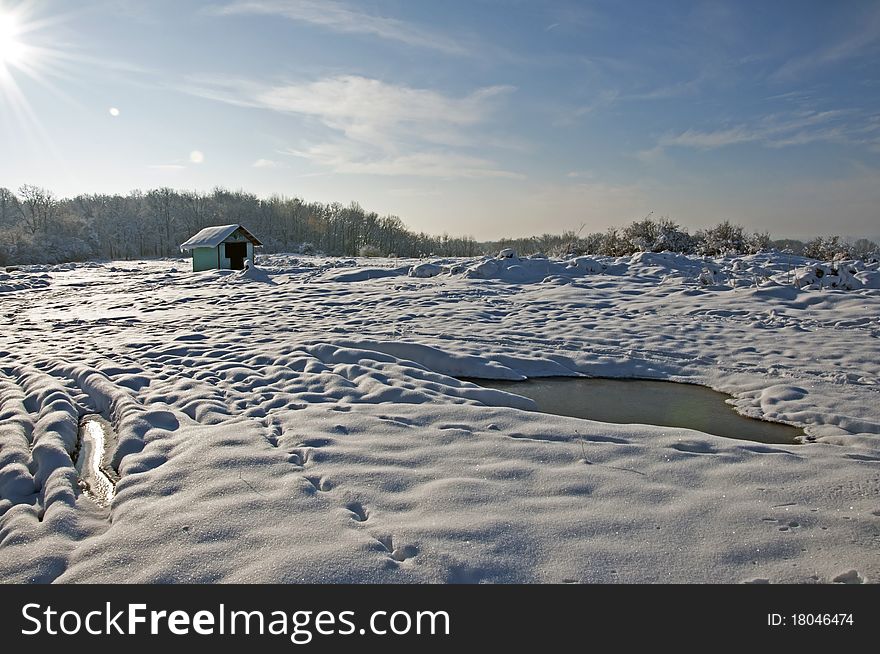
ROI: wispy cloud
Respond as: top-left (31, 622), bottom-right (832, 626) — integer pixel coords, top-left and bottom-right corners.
top-left (208, 0), bottom-right (468, 55)
top-left (661, 126), bottom-right (756, 149)
top-left (773, 6), bottom-right (880, 80)
top-left (284, 144), bottom-right (523, 180)
top-left (626, 75), bottom-right (706, 101)
top-left (555, 89), bottom-right (619, 126)
top-left (183, 74), bottom-right (521, 179)
top-left (657, 109), bottom-right (865, 152)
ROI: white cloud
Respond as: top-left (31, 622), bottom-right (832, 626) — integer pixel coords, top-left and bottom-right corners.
top-left (252, 76), bottom-right (513, 143)
top-left (209, 0), bottom-right (467, 55)
top-left (185, 74), bottom-right (520, 179)
top-left (148, 164), bottom-right (185, 171)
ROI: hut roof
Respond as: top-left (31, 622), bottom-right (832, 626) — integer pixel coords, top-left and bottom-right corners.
top-left (180, 224), bottom-right (263, 251)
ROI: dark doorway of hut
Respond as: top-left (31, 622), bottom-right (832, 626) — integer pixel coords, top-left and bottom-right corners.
top-left (226, 242), bottom-right (247, 270)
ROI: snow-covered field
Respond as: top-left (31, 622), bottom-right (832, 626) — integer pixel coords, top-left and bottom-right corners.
top-left (1, 251), bottom-right (878, 583)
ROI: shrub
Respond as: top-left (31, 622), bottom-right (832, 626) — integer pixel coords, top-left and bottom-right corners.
top-left (697, 220), bottom-right (746, 255)
top-left (803, 235), bottom-right (851, 261)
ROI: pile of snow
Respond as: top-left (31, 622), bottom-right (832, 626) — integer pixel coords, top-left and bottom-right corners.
top-left (225, 261), bottom-right (275, 284)
top-left (463, 254), bottom-right (560, 283)
top-left (565, 256), bottom-right (608, 274)
top-left (794, 263), bottom-right (862, 290)
top-left (629, 251), bottom-right (716, 280)
top-left (409, 262), bottom-right (444, 278)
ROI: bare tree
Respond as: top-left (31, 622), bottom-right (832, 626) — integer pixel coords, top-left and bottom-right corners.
top-left (17, 184), bottom-right (58, 234)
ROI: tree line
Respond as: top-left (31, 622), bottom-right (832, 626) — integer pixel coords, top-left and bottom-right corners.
top-left (0, 185), bottom-right (480, 265)
top-left (483, 216), bottom-right (877, 260)
top-left (0, 185), bottom-right (876, 266)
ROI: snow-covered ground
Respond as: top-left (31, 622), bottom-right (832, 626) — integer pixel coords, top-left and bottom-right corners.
top-left (1, 251), bottom-right (878, 583)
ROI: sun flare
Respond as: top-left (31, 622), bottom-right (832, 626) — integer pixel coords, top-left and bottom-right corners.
top-left (0, 10), bottom-right (26, 69)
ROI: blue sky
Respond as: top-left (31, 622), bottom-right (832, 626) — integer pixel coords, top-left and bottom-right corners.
top-left (1, 0), bottom-right (879, 239)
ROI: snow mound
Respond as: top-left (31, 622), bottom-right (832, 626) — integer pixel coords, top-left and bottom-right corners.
top-left (409, 262), bottom-right (444, 278)
top-left (220, 262), bottom-right (275, 284)
top-left (462, 256), bottom-right (562, 283)
top-left (795, 263), bottom-right (862, 290)
top-left (566, 256), bottom-right (608, 274)
top-left (629, 251), bottom-right (716, 278)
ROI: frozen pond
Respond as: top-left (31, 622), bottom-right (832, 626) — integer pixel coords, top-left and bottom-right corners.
top-left (469, 377), bottom-right (805, 445)
top-left (75, 415), bottom-right (118, 507)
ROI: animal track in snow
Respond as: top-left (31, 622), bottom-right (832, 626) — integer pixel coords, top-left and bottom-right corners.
top-left (259, 415), bottom-right (284, 447)
top-left (375, 535), bottom-right (419, 562)
top-left (304, 476), bottom-right (333, 492)
top-left (762, 517), bottom-right (801, 532)
top-left (345, 501), bottom-right (369, 522)
top-left (287, 448), bottom-right (310, 466)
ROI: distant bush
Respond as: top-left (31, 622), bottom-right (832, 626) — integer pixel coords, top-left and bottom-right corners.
top-left (597, 227), bottom-right (632, 256)
top-left (622, 216), bottom-right (696, 254)
top-left (746, 231), bottom-right (771, 253)
top-left (803, 235), bottom-right (851, 261)
top-left (505, 217), bottom-right (771, 259)
top-left (695, 220), bottom-right (745, 255)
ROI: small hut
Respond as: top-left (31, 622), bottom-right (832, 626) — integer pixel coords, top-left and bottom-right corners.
top-left (179, 224), bottom-right (263, 272)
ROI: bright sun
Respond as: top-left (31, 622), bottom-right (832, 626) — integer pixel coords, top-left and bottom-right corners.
top-left (0, 11), bottom-right (26, 68)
